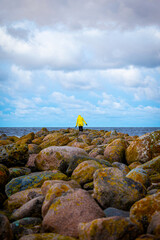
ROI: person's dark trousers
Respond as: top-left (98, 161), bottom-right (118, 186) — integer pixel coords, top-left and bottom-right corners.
top-left (79, 126), bottom-right (83, 131)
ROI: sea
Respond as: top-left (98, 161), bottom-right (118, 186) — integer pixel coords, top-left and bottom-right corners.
top-left (0, 127), bottom-right (159, 138)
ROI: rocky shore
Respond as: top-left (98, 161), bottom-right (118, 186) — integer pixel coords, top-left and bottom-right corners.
top-left (0, 127), bottom-right (160, 240)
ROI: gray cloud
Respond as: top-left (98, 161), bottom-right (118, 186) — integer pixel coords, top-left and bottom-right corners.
top-left (0, 0), bottom-right (160, 29)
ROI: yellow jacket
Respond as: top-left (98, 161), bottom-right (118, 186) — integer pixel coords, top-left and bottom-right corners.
top-left (76, 115), bottom-right (87, 127)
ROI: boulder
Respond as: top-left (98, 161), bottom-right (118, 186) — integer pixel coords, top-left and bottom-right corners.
top-left (104, 139), bottom-right (128, 163)
top-left (35, 146), bottom-right (88, 171)
top-left (4, 188), bottom-right (42, 212)
top-left (40, 132), bottom-right (70, 149)
top-left (78, 216), bottom-right (141, 240)
top-left (147, 212), bottom-right (160, 237)
top-left (66, 155), bottom-right (111, 177)
top-left (0, 164), bottom-right (10, 190)
top-left (126, 168), bottom-right (150, 188)
top-left (42, 183), bottom-right (72, 217)
top-left (136, 155), bottom-right (160, 173)
top-left (9, 167), bottom-right (31, 180)
top-left (35, 128), bottom-right (49, 138)
top-left (16, 132), bottom-right (35, 145)
top-left (71, 160), bottom-right (105, 185)
top-left (5, 171), bottom-right (67, 197)
top-left (130, 191), bottom-right (160, 231)
top-left (112, 162), bottom-right (130, 176)
top-left (93, 167), bottom-right (146, 210)
top-left (11, 217), bottom-right (42, 240)
top-left (89, 146), bottom-right (104, 158)
top-left (126, 131), bottom-right (160, 164)
top-left (11, 196), bottom-right (44, 220)
top-left (25, 154), bottom-right (38, 171)
top-left (41, 179), bottom-right (81, 195)
top-left (42, 189), bottom-right (105, 238)
top-left (28, 144), bottom-right (41, 154)
top-left (0, 213), bottom-right (13, 240)
top-left (0, 143), bottom-right (29, 167)
top-left (104, 207), bottom-right (129, 218)
top-left (129, 162), bottom-right (142, 169)
top-left (19, 233), bottom-right (77, 240)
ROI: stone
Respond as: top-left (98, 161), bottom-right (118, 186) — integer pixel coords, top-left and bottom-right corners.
top-left (104, 139), bottom-right (128, 163)
top-left (40, 132), bottom-right (70, 149)
top-left (136, 155), bottom-right (160, 173)
top-left (93, 167), bottom-right (146, 210)
top-left (0, 213), bottom-right (13, 240)
top-left (78, 216), bottom-right (141, 240)
top-left (0, 143), bottom-right (29, 167)
top-left (11, 217), bottom-right (42, 240)
top-left (66, 155), bottom-right (111, 177)
top-left (89, 146), bottom-right (104, 158)
top-left (42, 183), bottom-right (72, 217)
top-left (35, 146), bottom-right (88, 171)
top-left (42, 189), bottom-right (105, 238)
top-left (11, 196), bottom-right (44, 220)
top-left (104, 207), bottom-right (129, 218)
top-left (25, 154), bottom-right (38, 171)
top-left (126, 168), bottom-right (150, 188)
top-left (28, 144), bottom-right (41, 154)
top-left (147, 212), bottom-right (160, 236)
top-left (4, 188), bottom-right (42, 212)
top-left (129, 162), bottom-right (142, 169)
top-left (0, 164), bottom-right (10, 190)
top-left (41, 179), bottom-right (81, 195)
top-left (16, 132), bottom-right (35, 145)
top-left (126, 131), bottom-right (160, 164)
top-left (5, 171), bottom-right (67, 197)
top-left (35, 128), bottom-right (49, 138)
top-left (19, 233), bottom-right (77, 240)
top-left (130, 191), bottom-right (160, 232)
top-left (71, 160), bottom-right (105, 185)
top-left (135, 234), bottom-right (159, 240)
top-left (112, 162), bottom-right (130, 176)
top-left (9, 167), bottom-right (31, 180)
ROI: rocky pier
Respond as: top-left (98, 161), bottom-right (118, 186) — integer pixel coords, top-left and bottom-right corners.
top-left (0, 127), bottom-right (160, 240)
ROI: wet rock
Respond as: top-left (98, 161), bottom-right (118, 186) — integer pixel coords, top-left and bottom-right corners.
top-left (42, 183), bottom-right (72, 217)
top-left (112, 162), bottom-right (130, 176)
top-left (0, 164), bottom-right (10, 190)
top-left (41, 179), bottom-right (80, 195)
top-left (78, 216), bottom-right (141, 240)
top-left (147, 212), bottom-right (160, 236)
top-left (93, 167), bottom-right (146, 210)
top-left (130, 191), bottom-right (160, 232)
top-left (126, 131), bottom-right (160, 164)
top-left (11, 217), bottom-right (42, 240)
top-left (11, 196), bottom-right (44, 220)
top-left (19, 233), bottom-right (77, 240)
top-left (104, 139), bottom-right (128, 163)
top-left (9, 167), bottom-right (31, 180)
top-left (35, 146), bottom-right (88, 171)
top-left (126, 168), bottom-right (151, 188)
top-left (4, 188), bottom-right (42, 212)
top-left (104, 207), bottom-right (129, 218)
top-left (42, 189), bottom-right (105, 238)
top-left (5, 171), bottom-right (67, 197)
top-left (0, 213), bottom-right (13, 240)
top-left (71, 160), bottom-right (105, 185)
top-left (0, 143), bottom-right (29, 167)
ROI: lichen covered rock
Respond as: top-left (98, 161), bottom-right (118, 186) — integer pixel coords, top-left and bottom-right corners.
top-left (126, 168), bottom-right (150, 188)
top-left (0, 143), bottom-right (29, 167)
top-left (126, 131), bottom-right (160, 164)
top-left (78, 216), bottom-right (141, 240)
top-left (9, 167), bottom-right (31, 180)
top-left (130, 191), bottom-right (160, 231)
top-left (40, 132), bottom-right (70, 149)
top-left (0, 213), bottom-right (13, 240)
top-left (42, 189), bottom-right (105, 238)
top-left (93, 167), bottom-right (146, 210)
top-left (5, 171), bottom-right (67, 197)
top-left (35, 146), bottom-right (88, 171)
top-left (19, 233), bottom-right (77, 240)
top-left (0, 164), bottom-right (10, 190)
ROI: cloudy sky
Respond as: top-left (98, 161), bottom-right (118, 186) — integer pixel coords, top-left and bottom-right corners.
top-left (0, 0), bottom-right (160, 127)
